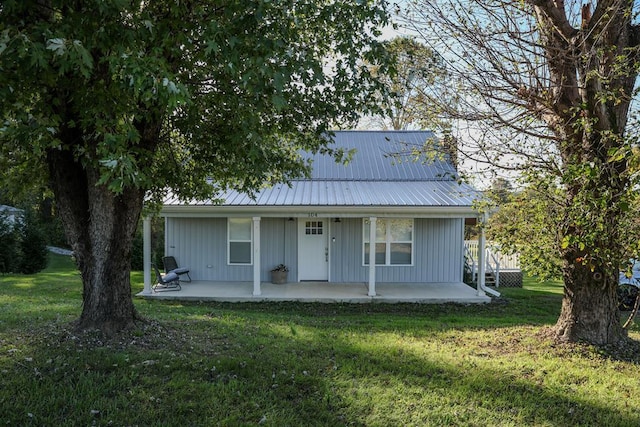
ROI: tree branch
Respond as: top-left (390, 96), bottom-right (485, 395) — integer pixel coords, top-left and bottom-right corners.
top-left (526, 0), bottom-right (578, 41)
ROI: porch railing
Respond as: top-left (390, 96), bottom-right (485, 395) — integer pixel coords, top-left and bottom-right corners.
top-left (464, 240), bottom-right (520, 288)
top-left (464, 241), bottom-right (520, 270)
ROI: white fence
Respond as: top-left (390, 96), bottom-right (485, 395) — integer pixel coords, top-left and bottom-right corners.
top-left (464, 240), bottom-right (521, 270)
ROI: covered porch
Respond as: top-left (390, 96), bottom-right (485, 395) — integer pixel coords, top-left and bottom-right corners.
top-left (137, 281), bottom-right (492, 304)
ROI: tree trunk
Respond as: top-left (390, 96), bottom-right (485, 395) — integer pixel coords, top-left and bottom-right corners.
top-left (47, 145), bottom-right (143, 334)
top-left (554, 257), bottom-right (626, 345)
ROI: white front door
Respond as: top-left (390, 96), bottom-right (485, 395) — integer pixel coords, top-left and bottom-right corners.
top-left (298, 219), bottom-right (329, 281)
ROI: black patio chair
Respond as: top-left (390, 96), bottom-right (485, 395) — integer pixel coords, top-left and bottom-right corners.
top-left (152, 263), bottom-right (181, 292)
top-left (162, 256), bottom-right (191, 282)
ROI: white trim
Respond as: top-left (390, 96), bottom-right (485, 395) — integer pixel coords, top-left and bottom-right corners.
top-left (362, 218), bottom-right (414, 267)
top-left (160, 205), bottom-right (476, 218)
top-left (164, 217), bottom-right (169, 256)
top-left (368, 217), bottom-right (377, 296)
top-left (227, 217), bottom-right (253, 265)
top-left (477, 212), bottom-right (500, 298)
top-left (252, 217), bottom-right (261, 296)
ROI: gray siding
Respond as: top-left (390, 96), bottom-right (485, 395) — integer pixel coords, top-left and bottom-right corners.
top-left (330, 218), bottom-right (464, 283)
top-left (258, 218), bottom-right (298, 282)
top-left (165, 217), bottom-right (297, 282)
top-left (166, 216), bottom-right (463, 284)
top-left (166, 217), bottom-right (246, 281)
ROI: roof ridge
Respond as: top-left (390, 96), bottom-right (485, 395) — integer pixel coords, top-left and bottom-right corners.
top-left (331, 129), bottom-right (434, 133)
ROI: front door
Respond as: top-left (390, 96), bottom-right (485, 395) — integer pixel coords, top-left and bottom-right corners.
top-left (298, 219), bottom-right (329, 281)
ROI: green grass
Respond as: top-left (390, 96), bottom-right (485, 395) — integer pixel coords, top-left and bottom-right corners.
top-left (1, 254), bottom-right (639, 426)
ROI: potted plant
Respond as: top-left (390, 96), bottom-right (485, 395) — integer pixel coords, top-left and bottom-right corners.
top-left (271, 264), bottom-right (289, 284)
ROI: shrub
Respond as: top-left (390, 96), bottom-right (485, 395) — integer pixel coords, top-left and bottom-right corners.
top-left (16, 209), bottom-right (48, 274)
top-left (0, 208), bottom-right (48, 274)
top-left (0, 215), bottom-right (20, 273)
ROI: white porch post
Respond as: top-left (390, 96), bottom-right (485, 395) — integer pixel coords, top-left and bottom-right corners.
top-left (368, 217), bottom-right (377, 297)
top-left (253, 216), bottom-right (262, 296)
top-left (142, 216), bottom-right (152, 295)
top-left (477, 213), bottom-right (487, 297)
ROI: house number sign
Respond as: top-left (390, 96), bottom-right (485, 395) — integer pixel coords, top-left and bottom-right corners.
top-left (307, 213), bottom-right (318, 217)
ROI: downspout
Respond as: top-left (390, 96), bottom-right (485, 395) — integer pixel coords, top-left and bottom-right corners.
top-left (478, 211), bottom-right (500, 297)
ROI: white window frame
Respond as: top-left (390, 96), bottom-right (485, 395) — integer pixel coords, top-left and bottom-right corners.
top-left (363, 218), bottom-right (414, 266)
top-left (228, 218), bottom-right (253, 265)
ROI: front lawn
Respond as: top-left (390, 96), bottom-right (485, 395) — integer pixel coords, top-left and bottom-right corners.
top-left (0, 254), bottom-right (638, 426)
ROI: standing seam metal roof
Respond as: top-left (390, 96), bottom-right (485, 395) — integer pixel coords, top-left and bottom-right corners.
top-left (308, 130), bottom-right (456, 181)
top-left (163, 131), bottom-right (479, 208)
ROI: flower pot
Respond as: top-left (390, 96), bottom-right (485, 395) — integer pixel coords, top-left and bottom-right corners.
top-left (271, 270), bottom-right (288, 284)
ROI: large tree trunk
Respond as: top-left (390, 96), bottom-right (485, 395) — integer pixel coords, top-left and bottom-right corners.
top-left (530, 3), bottom-right (636, 346)
top-left (47, 145), bottom-right (143, 334)
top-left (555, 256), bottom-right (626, 345)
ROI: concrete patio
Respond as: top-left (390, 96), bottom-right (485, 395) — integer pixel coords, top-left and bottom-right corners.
top-left (137, 281), bottom-right (492, 304)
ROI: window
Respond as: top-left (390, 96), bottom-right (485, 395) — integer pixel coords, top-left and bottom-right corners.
top-left (363, 219), bottom-right (413, 266)
top-left (228, 218), bottom-right (252, 264)
top-left (305, 221), bottom-right (323, 235)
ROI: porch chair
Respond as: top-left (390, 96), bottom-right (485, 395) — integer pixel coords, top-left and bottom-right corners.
top-left (152, 263), bottom-right (181, 292)
top-left (162, 256), bottom-right (191, 282)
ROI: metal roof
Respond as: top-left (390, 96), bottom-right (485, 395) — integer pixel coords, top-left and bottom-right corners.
top-left (163, 180), bottom-right (478, 207)
top-left (309, 130), bottom-right (455, 181)
top-left (162, 131), bottom-right (479, 212)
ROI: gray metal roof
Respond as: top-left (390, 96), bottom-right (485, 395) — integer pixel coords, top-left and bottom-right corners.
top-left (163, 131), bottom-right (479, 210)
top-left (309, 130), bottom-right (455, 181)
top-left (163, 180), bottom-right (478, 207)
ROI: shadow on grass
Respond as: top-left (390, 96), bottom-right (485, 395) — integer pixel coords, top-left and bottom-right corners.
top-left (251, 316), bottom-right (639, 426)
top-left (2, 311), bottom-right (637, 426)
top-left (326, 340), bottom-right (637, 426)
top-left (1, 258), bottom-right (636, 425)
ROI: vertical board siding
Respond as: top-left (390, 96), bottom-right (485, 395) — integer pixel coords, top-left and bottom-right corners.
top-left (284, 219), bottom-right (298, 281)
top-left (259, 218), bottom-right (297, 282)
top-left (329, 218), bottom-right (464, 283)
top-left (166, 217), bottom-right (298, 282)
top-left (166, 217), bottom-right (252, 281)
top-left (420, 218), bottom-right (464, 282)
top-left (167, 216), bottom-right (464, 284)
top-left (330, 218), bottom-right (363, 282)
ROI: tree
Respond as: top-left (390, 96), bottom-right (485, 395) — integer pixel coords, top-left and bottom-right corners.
top-left (401, 1), bottom-right (640, 345)
top-left (363, 36), bottom-right (451, 131)
top-left (0, 1), bottom-right (392, 334)
top-left (487, 178), bottom-right (514, 205)
top-left (487, 182), bottom-right (565, 281)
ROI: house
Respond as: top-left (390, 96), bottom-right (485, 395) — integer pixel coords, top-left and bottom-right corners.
top-left (141, 130), bottom-right (496, 302)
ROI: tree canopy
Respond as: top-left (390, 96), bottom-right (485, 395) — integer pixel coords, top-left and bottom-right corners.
top-left (400, 0), bottom-right (640, 346)
top-left (1, 1), bottom-right (391, 201)
top-left (0, 0), bottom-right (392, 334)
top-left (362, 36), bottom-right (452, 131)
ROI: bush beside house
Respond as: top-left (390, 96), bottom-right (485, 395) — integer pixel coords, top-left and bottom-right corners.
top-left (0, 208), bottom-right (48, 274)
